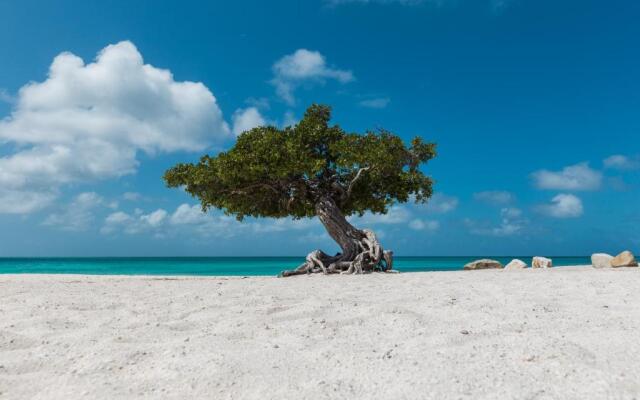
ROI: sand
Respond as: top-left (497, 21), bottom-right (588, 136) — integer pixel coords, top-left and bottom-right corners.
top-left (1, 266), bottom-right (640, 399)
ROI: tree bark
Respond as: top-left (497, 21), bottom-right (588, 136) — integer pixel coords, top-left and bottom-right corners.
top-left (279, 196), bottom-right (395, 277)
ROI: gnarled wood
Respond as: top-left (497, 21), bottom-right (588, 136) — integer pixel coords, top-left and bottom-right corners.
top-left (279, 197), bottom-right (395, 277)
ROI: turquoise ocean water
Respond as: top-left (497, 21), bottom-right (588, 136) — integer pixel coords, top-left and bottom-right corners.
top-left (0, 257), bottom-right (590, 276)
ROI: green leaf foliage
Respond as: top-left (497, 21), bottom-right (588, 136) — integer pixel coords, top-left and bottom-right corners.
top-left (164, 104), bottom-right (436, 220)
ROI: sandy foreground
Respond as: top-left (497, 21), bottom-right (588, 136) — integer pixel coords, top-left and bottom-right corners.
top-left (1, 267), bottom-right (640, 399)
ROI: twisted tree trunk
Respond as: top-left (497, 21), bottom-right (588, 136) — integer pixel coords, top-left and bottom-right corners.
top-left (279, 197), bottom-right (394, 277)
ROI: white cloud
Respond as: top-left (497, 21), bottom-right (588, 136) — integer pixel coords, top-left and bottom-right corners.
top-left (473, 190), bottom-right (513, 205)
top-left (0, 190), bottom-right (57, 214)
top-left (604, 155), bottom-right (639, 171)
top-left (102, 203), bottom-right (321, 238)
top-left (409, 219), bottom-right (440, 231)
top-left (353, 202), bottom-right (446, 232)
top-left (491, 207), bottom-right (525, 236)
top-left (0, 89), bottom-right (13, 104)
top-left (170, 203), bottom-right (210, 225)
top-left (500, 207), bottom-right (522, 219)
top-left (231, 105), bottom-right (297, 136)
top-left (468, 207), bottom-right (526, 237)
top-left (232, 107), bottom-right (267, 136)
top-left (358, 97), bottom-right (390, 109)
top-left (123, 192), bottom-right (142, 201)
top-left (104, 211), bottom-right (133, 226)
top-left (531, 162), bottom-right (602, 191)
top-left (537, 194), bottom-right (583, 218)
top-left (251, 218), bottom-right (317, 233)
top-left (244, 97), bottom-right (270, 110)
top-left (354, 205), bottom-right (411, 225)
top-left (271, 49), bottom-right (353, 105)
top-left (140, 209), bottom-right (168, 227)
top-left (43, 192), bottom-right (114, 231)
top-left (102, 208), bottom-right (169, 235)
top-left (425, 193), bottom-right (459, 213)
top-left (0, 41), bottom-right (230, 214)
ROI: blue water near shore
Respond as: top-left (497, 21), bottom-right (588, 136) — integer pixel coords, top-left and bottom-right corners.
top-left (0, 257), bottom-right (591, 276)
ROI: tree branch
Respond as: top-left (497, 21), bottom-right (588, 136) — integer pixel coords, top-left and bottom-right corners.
top-left (346, 167), bottom-right (370, 198)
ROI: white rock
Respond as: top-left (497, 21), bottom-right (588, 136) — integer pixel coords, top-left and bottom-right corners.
top-left (532, 256), bottom-right (553, 269)
top-left (504, 259), bottom-right (527, 270)
top-left (591, 253), bottom-right (613, 268)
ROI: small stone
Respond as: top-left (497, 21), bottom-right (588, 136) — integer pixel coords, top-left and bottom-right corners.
top-left (460, 330), bottom-right (470, 335)
top-left (611, 251), bottom-right (638, 268)
top-left (463, 259), bottom-right (503, 270)
top-left (591, 253), bottom-right (614, 268)
top-left (532, 256), bottom-right (553, 268)
top-left (504, 259), bottom-right (527, 270)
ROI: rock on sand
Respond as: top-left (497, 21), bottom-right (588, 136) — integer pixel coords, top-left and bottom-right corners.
top-left (463, 259), bottom-right (503, 270)
top-left (611, 251), bottom-right (638, 268)
top-left (532, 256), bottom-right (553, 269)
top-left (591, 253), bottom-right (614, 268)
top-left (504, 259), bottom-right (527, 270)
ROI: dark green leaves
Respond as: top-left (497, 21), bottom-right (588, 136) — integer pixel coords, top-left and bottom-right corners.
top-left (164, 104), bottom-right (436, 220)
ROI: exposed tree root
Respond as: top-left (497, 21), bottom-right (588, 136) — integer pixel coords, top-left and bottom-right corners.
top-left (279, 229), bottom-right (395, 277)
top-left (279, 197), bottom-right (397, 277)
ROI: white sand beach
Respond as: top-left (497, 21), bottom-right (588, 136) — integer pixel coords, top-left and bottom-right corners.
top-left (2, 266), bottom-right (640, 399)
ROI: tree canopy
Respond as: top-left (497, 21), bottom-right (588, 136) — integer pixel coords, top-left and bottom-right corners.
top-left (164, 104), bottom-right (436, 221)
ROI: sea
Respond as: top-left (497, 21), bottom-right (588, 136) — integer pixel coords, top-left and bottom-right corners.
top-left (0, 256), bottom-right (591, 276)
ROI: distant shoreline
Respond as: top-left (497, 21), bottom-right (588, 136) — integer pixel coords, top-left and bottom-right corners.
top-left (0, 256), bottom-right (592, 276)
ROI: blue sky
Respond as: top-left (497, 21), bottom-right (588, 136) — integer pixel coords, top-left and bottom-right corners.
top-left (0, 0), bottom-right (638, 256)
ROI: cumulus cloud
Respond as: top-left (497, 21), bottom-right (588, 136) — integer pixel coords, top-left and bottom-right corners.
top-left (244, 97), bottom-right (271, 110)
top-left (0, 89), bottom-right (13, 103)
top-left (537, 194), bottom-right (583, 218)
top-left (354, 205), bottom-right (412, 225)
top-left (352, 199), bottom-right (451, 232)
top-left (102, 208), bottom-right (169, 235)
top-left (425, 193), bottom-right (459, 213)
top-left (409, 219), bottom-right (440, 231)
top-left (43, 192), bottom-right (116, 231)
top-left (473, 190), bottom-right (513, 205)
top-left (0, 190), bottom-right (57, 214)
top-left (232, 107), bottom-right (267, 136)
top-left (271, 49), bottom-right (353, 105)
top-left (140, 209), bottom-right (168, 227)
top-left (170, 204), bottom-right (210, 225)
top-left (358, 97), bottom-right (390, 109)
top-left (468, 207), bottom-right (526, 237)
top-left (531, 162), bottom-right (602, 191)
top-left (102, 203), bottom-right (319, 238)
top-left (122, 192), bottom-right (142, 201)
top-left (604, 155), bottom-right (639, 171)
top-left (0, 41), bottom-right (230, 214)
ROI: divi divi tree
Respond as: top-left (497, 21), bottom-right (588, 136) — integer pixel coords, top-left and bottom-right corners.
top-left (164, 104), bottom-right (436, 277)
